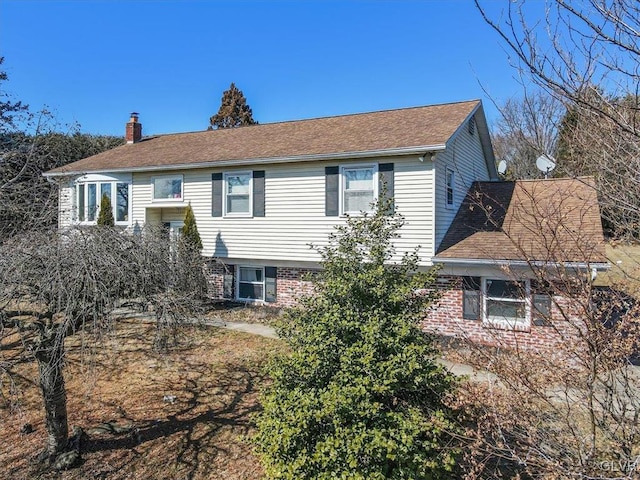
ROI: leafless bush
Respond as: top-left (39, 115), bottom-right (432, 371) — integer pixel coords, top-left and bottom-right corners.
top-left (0, 225), bottom-right (207, 465)
top-left (447, 180), bottom-right (640, 478)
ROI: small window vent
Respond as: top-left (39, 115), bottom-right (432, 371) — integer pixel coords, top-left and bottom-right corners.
top-left (468, 117), bottom-right (476, 135)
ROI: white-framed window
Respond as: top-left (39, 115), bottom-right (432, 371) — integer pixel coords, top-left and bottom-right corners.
top-left (482, 278), bottom-right (530, 329)
top-left (224, 171), bottom-right (252, 216)
top-left (445, 167), bottom-right (454, 208)
top-left (76, 178), bottom-right (130, 225)
top-left (341, 164), bottom-right (378, 215)
top-left (237, 266), bottom-right (264, 301)
top-left (152, 175), bottom-right (183, 201)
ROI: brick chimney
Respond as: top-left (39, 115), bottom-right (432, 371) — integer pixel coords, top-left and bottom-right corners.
top-left (125, 112), bottom-right (142, 143)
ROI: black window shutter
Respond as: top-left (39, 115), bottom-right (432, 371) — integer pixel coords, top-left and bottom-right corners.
top-left (265, 266), bottom-right (277, 303)
top-left (462, 276), bottom-right (481, 320)
top-left (378, 163), bottom-right (394, 213)
top-left (325, 166), bottom-right (339, 216)
top-left (212, 173), bottom-right (223, 217)
top-left (223, 265), bottom-right (234, 299)
top-left (532, 294), bottom-right (552, 326)
top-left (253, 170), bottom-right (265, 217)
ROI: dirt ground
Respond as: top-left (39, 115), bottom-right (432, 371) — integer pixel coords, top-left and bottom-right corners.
top-left (0, 318), bottom-right (281, 480)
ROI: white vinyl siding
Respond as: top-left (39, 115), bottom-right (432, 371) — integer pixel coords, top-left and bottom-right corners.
top-left (130, 156), bottom-right (436, 266)
top-left (435, 113), bottom-right (492, 250)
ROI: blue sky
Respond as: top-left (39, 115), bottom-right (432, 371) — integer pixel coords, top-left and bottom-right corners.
top-left (1, 0), bottom-right (531, 137)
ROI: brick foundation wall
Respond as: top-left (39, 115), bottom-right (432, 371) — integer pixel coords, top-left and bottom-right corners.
top-left (205, 261), bottom-right (316, 308)
top-left (205, 260), bottom-right (232, 299)
top-left (275, 267), bottom-right (316, 307)
top-left (206, 265), bottom-right (581, 350)
top-left (422, 276), bottom-right (581, 351)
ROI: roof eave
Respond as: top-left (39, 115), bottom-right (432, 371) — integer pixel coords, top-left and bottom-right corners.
top-left (43, 144), bottom-right (448, 177)
top-left (434, 256), bottom-right (611, 271)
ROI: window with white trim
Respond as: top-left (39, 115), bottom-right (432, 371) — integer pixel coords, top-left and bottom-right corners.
top-left (224, 171), bottom-right (252, 216)
top-left (152, 175), bottom-right (183, 201)
top-left (76, 180), bottom-right (130, 224)
top-left (445, 168), bottom-right (454, 208)
top-left (237, 266), bottom-right (264, 301)
top-left (341, 165), bottom-right (377, 215)
top-left (483, 278), bottom-right (529, 328)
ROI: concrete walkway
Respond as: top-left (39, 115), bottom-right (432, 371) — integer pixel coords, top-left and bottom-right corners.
top-left (203, 316), bottom-right (490, 379)
top-left (201, 317), bottom-right (279, 339)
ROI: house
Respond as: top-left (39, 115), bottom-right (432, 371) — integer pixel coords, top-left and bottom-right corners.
top-left (425, 177), bottom-right (609, 350)
top-left (43, 100), bottom-right (608, 348)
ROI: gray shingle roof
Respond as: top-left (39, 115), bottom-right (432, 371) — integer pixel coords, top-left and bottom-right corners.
top-left (46, 100), bottom-right (480, 175)
top-left (436, 177), bottom-right (607, 264)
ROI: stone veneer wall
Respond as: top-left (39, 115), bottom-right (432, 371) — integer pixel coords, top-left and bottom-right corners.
top-left (422, 276), bottom-right (580, 351)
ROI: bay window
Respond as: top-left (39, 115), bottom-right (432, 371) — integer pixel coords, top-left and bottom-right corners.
top-left (76, 177), bottom-right (130, 225)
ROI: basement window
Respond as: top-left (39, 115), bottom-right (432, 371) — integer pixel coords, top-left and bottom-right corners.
top-left (237, 266), bottom-right (264, 301)
top-left (483, 278), bottom-right (529, 329)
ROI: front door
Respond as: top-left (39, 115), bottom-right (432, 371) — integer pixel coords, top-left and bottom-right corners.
top-left (162, 221), bottom-right (184, 243)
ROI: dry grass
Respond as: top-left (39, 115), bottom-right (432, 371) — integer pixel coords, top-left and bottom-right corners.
top-left (597, 242), bottom-right (640, 295)
top-left (203, 301), bottom-right (284, 326)
top-left (0, 318), bottom-right (282, 480)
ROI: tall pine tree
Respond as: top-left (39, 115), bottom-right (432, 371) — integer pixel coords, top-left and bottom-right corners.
top-left (208, 83), bottom-right (257, 130)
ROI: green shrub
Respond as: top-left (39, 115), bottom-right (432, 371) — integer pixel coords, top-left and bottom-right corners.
top-left (96, 193), bottom-right (114, 226)
top-left (254, 198), bottom-right (458, 479)
top-left (181, 203), bottom-right (202, 251)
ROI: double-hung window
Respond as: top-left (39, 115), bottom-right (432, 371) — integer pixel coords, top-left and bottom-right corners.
top-left (237, 266), bottom-right (264, 301)
top-left (445, 168), bottom-right (454, 208)
top-left (76, 178), bottom-right (130, 224)
top-left (152, 175), bottom-right (183, 201)
top-left (224, 171), bottom-right (252, 216)
top-left (483, 279), bottom-right (529, 329)
top-left (341, 165), bottom-right (377, 215)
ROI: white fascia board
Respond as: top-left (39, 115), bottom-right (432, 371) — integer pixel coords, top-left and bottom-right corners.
top-left (434, 257), bottom-right (611, 271)
top-left (42, 144), bottom-right (447, 177)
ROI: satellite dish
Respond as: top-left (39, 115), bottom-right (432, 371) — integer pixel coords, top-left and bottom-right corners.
top-left (536, 154), bottom-right (556, 178)
top-left (497, 160), bottom-right (507, 175)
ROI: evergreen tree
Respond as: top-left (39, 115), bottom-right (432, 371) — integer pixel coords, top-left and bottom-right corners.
top-left (96, 193), bottom-right (114, 226)
top-left (174, 204), bottom-right (206, 297)
top-left (254, 197), bottom-right (458, 479)
top-left (181, 203), bottom-right (202, 250)
top-left (0, 56), bottom-right (29, 132)
top-left (208, 82), bottom-right (257, 130)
